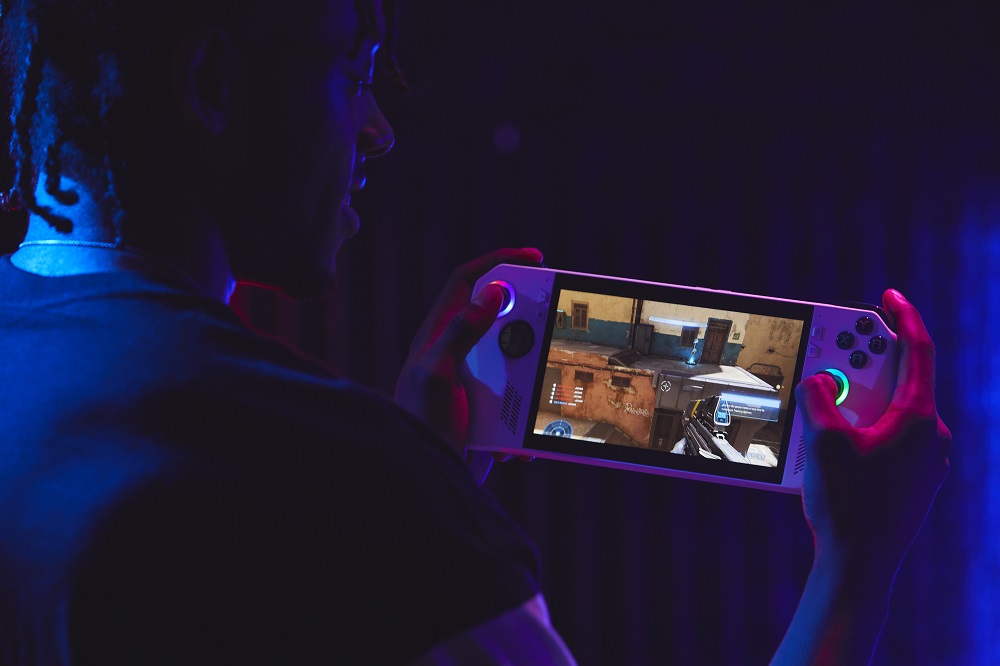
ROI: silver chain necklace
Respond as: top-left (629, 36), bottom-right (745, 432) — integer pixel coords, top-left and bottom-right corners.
top-left (16, 239), bottom-right (202, 292)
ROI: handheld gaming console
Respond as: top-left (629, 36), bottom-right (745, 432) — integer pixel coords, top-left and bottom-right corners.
top-left (464, 264), bottom-right (899, 494)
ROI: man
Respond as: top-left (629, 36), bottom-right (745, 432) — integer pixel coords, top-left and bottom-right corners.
top-left (0, 0), bottom-right (950, 664)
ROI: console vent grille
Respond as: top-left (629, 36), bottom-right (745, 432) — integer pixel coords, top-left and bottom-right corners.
top-left (500, 382), bottom-right (523, 434)
top-left (793, 437), bottom-right (807, 474)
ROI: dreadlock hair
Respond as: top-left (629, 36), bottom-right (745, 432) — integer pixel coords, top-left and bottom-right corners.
top-left (1, 0), bottom-right (406, 245)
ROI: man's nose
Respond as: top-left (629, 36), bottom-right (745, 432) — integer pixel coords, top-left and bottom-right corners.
top-left (359, 95), bottom-right (395, 159)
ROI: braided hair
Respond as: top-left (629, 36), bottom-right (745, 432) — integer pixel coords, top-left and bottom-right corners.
top-left (1, 0), bottom-right (405, 244)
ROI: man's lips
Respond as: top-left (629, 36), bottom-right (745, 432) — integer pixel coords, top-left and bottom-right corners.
top-left (344, 181), bottom-right (363, 207)
top-left (345, 161), bottom-right (368, 208)
top-left (350, 157), bottom-right (368, 194)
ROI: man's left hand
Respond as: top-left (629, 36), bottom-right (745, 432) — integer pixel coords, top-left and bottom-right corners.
top-left (395, 247), bottom-right (544, 472)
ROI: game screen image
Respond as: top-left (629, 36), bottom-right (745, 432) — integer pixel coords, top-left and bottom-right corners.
top-left (529, 284), bottom-right (807, 478)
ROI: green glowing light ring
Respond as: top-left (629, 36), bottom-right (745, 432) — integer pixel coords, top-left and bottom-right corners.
top-left (824, 368), bottom-right (850, 406)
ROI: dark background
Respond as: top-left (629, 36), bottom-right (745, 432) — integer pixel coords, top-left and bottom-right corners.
top-left (6, 1), bottom-right (1000, 663)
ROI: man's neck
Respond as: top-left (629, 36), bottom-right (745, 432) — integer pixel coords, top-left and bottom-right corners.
top-left (9, 176), bottom-right (237, 303)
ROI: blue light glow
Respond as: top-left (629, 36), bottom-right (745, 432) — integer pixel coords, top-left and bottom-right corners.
top-left (959, 195), bottom-right (1000, 663)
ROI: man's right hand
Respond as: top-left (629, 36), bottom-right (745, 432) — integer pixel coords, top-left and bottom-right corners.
top-left (772, 288), bottom-right (951, 666)
top-left (798, 288), bottom-right (951, 582)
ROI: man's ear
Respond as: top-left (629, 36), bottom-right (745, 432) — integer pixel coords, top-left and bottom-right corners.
top-left (171, 26), bottom-right (241, 135)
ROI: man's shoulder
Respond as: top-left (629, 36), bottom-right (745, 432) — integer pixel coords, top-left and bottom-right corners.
top-left (0, 261), bottom-right (456, 471)
top-left (0, 264), bottom-right (543, 664)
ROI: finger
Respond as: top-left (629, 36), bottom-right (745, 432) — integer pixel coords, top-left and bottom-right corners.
top-left (882, 289), bottom-right (937, 413)
top-left (410, 248), bottom-right (544, 355)
top-left (425, 281), bottom-right (505, 368)
top-left (434, 246), bottom-right (544, 324)
top-left (470, 280), bottom-right (505, 322)
top-left (796, 373), bottom-right (853, 435)
top-left (451, 247), bottom-right (545, 289)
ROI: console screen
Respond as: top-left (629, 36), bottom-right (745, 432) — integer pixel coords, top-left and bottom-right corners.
top-left (525, 273), bottom-right (812, 484)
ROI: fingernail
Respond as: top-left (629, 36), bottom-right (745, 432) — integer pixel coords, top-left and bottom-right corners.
top-left (473, 283), bottom-right (502, 308)
top-left (888, 288), bottom-right (908, 303)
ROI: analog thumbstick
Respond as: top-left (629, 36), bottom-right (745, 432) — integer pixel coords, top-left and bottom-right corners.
top-left (487, 280), bottom-right (515, 317)
top-left (817, 369), bottom-right (850, 406)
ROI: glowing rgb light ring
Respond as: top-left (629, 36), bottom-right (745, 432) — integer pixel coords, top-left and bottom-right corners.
top-left (824, 368), bottom-right (850, 406)
top-left (488, 280), bottom-right (515, 317)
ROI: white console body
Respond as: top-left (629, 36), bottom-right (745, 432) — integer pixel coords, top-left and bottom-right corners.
top-left (465, 265), bottom-right (898, 494)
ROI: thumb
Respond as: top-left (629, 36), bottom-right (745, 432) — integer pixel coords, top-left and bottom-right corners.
top-left (795, 372), bottom-right (853, 436)
top-left (436, 282), bottom-right (504, 364)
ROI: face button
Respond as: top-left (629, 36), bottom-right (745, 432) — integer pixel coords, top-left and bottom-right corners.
top-left (869, 335), bottom-right (888, 354)
top-left (855, 316), bottom-right (875, 335)
top-left (849, 350), bottom-right (868, 369)
top-left (498, 320), bottom-right (535, 358)
top-left (836, 331), bottom-right (856, 350)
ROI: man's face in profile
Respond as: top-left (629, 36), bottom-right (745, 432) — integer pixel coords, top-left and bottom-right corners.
top-left (219, 0), bottom-right (393, 299)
